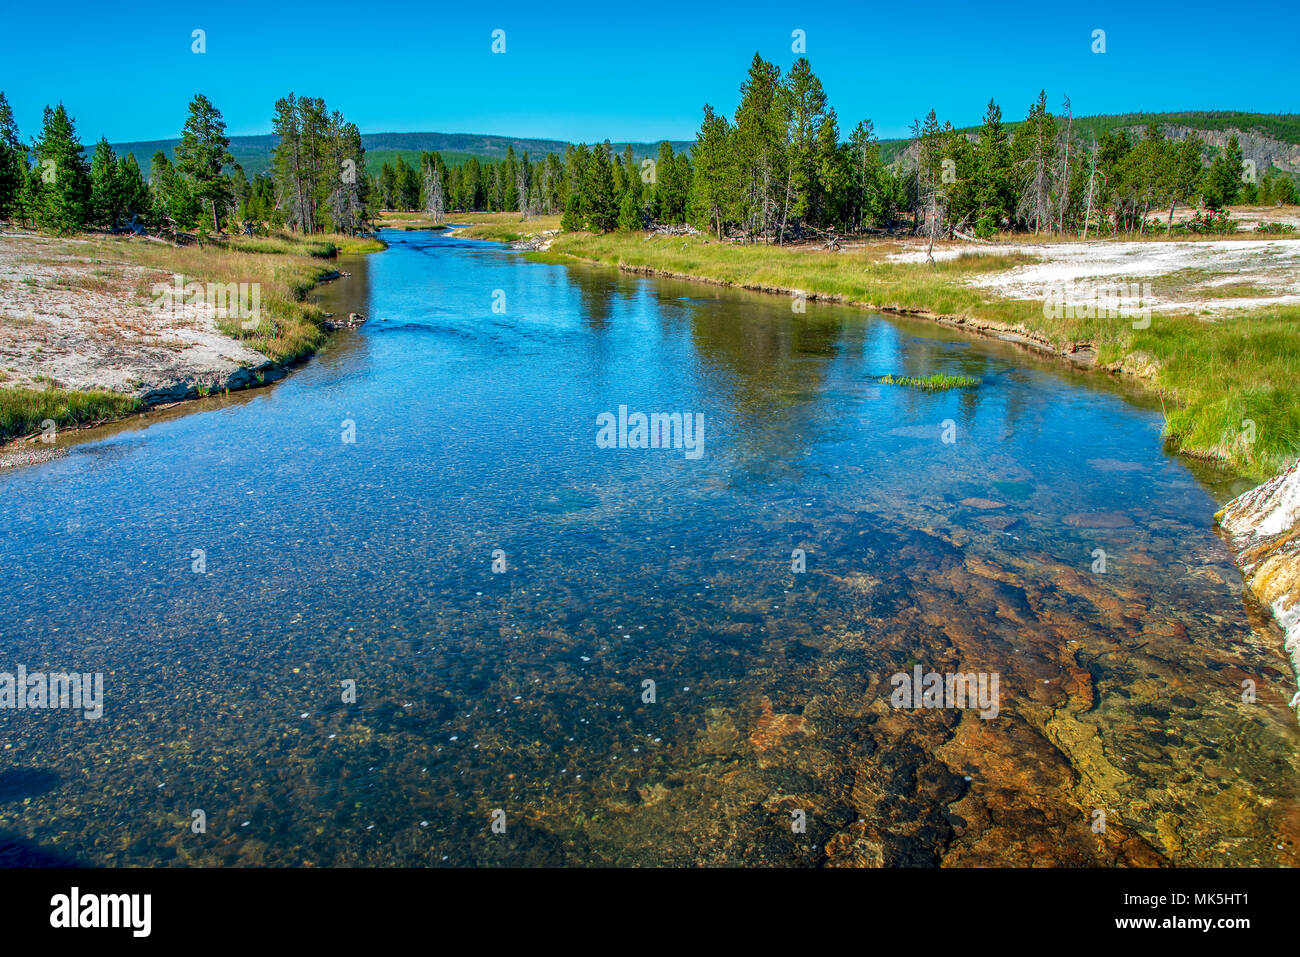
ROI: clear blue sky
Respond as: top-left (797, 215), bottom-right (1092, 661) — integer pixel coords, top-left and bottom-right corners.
top-left (2, 0), bottom-right (1296, 146)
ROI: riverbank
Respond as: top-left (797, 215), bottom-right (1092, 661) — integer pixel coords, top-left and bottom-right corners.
top-left (0, 229), bottom-right (383, 457)
top-left (371, 210), bottom-right (562, 241)
top-left (538, 230), bottom-right (1299, 480)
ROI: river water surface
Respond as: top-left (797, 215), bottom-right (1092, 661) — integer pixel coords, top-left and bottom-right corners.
top-left (1, 228), bottom-right (1297, 866)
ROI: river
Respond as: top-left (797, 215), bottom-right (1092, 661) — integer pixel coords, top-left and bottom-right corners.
top-left (0, 227), bottom-right (1295, 866)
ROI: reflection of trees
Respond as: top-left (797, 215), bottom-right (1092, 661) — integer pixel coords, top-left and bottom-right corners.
top-left (308, 250), bottom-right (373, 379)
top-left (682, 286), bottom-right (849, 475)
top-left (568, 264), bottom-right (619, 332)
top-left (867, 324), bottom-right (1004, 427)
top-left (552, 260), bottom-right (1044, 486)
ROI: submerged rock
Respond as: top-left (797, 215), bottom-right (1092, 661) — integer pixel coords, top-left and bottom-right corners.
top-left (1218, 458), bottom-right (1300, 704)
top-left (1063, 511), bottom-right (1135, 529)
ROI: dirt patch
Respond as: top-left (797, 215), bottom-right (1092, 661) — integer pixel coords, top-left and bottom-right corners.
top-left (0, 233), bottom-right (272, 398)
top-left (887, 237), bottom-right (1300, 313)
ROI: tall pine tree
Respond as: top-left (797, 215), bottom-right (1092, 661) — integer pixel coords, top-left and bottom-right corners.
top-left (175, 94), bottom-right (233, 232)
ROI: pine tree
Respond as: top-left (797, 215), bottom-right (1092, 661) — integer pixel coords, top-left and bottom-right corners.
top-left (1011, 91), bottom-right (1057, 233)
top-left (326, 118), bottom-right (368, 234)
top-left (846, 119), bottom-right (884, 230)
top-left (0, 92), bottom-right (25, 222)
top-left (671, 153), bottom-right (691, 223)
top-left (732, 53), bottom-right (787, 242)
top-left (503, 145), bottom-right (519, 212)
top-left (543, 153), bottom-right (564, 214)
top-left (394, 154), bottom-right (420, 211)
top-left (616, 189), bottom-right (641, 231)
top-left (378, 163), bottom-right (397, 209)
top-left (689, 104), bottom-right (732, 236)
top-left (812, 108), bottom-right (846, 231)
top-left (1205, 135), bottom-right (1244, 212)
top-left (913, 109), bottom-right (946, 253)
top-left (297, 96), bottom-right (328, 228)
top-left (1166, 136), bottom-right (1203, 231)
top-left (652, 141), bottom-right (675, 223)
top-left (30, 104), bottom-right (91, 234)
top-left (89, 138), bottom-right (122, 228)
top-left (781, 57), bottom-right (826, 240)
top-left (560, 192), bottom-right (583, 231)
top-left (149, 150), bottom-right (198, 231)
top-left (973, 99), bottom-right (1011, 235)
top-left (272, 94), bottom-right (308, 229)
top-left (620, 145), bottom-right (640, 209)
top-left (175, 94), bottom-right (233, 233)
top-left (580, 141), bottom-right (617, 232)
top-left (117, 154), bottom-right (150, 226)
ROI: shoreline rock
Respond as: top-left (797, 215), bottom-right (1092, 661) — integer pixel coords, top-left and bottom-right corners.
top-left (136, 362), bottom-right (289, 405)
top-left (1217, 458), bottom-right (1300, 705)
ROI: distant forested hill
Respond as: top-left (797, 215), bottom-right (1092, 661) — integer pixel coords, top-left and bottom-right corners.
top-left (114, 112), bottom-right (1298, 180)
top-left (879, 111), bottom-right (1300, 174)
top-left (112, 130), bottom-right (693, 177)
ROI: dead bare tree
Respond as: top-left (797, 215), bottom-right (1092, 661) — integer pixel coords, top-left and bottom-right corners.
top-left (423, 161), bottom-right (445, 225)
top-left (1057, 95), bottom-right (1073, 233)
top-left (1082, 137), bottom-right (1099, 239)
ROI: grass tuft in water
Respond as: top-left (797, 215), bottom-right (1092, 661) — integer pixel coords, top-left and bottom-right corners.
top-left (874, 373), bottom-right (982, 390)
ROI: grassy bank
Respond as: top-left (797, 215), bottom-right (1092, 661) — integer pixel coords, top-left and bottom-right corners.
top-left (543, 231), bottom-right (1300, 480)
top-left (219, 233), bottom-right (386, 257)
top-left (82, 232), bottom-right (352, 363)
top-left (1, 230), bottom-right (383, 442)
top-left (0, 386), bottom-right (142, 439)
top-left (450, 211), bottom-right (562, 242)
top-left (374, 210), bottom-right (451, 231)
top-left (374, 210), bottom-right (561, 241)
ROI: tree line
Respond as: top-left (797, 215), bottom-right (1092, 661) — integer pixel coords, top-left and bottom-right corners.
top-left (3, 73), bottom-right (1295, 241)
top-left (0, 90), bottom-right (376, 237)
top-left (685, 54), bottom-right (1299, 243)
top-left (374, 138), bottom-right (692, 231)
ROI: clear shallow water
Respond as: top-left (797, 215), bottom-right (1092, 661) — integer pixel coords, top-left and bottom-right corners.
top-left (1, 228), bottom-right (1296, 866)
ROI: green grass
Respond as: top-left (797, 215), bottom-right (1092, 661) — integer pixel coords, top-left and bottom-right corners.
top-left (450, 212), bottom-right (562, 242)
top-left (547, 231), bottom-right (1300, 479)
top-left (875, 373), bottom-right (982, 390)
top-left (1135, 306), bottom-right (1300, 477)
top-left (0, 387), bottom-right (142, 441)
top-left (219, 232), bottom-right (385, 258)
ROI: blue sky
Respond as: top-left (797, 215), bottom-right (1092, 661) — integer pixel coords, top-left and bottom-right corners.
top-left (2, 0), bottom-right (1296, 145)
